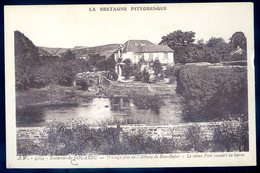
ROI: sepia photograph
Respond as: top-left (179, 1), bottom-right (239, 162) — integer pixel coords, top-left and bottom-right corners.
top-left (5, 3), bottom-right (256, 168)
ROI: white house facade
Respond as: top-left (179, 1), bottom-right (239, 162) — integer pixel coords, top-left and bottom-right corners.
top-left (114, 40), bottom-right (174, 64)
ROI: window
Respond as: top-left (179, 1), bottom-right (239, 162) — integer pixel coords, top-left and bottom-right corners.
top-left (164, 53), bottom-right (168, 60)
top-left (149, 53), bottom-right (153, 61)
top-left (133, 53), bottom-right (137, 63)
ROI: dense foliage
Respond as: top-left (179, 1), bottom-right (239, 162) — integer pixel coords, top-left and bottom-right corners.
top-left (159, 30), bottom-right (247, 64)
top-left (88, 54), bottom-right (116, 71)
top-left (15, 31), bottom-right (41, 90)
top-left (15, 31), bottom-right (116, 90)
top-left (176, 65), bottom-right (248, 120)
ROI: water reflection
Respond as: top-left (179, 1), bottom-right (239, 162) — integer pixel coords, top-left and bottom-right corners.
top-left (132, 95), bottom-right (165, 114)
top-left (16, 106), bottom-right (46, 127)
top-left (110, 98), bottom-right (131, 112)
top-left (16, 95), bottom-right (186, 127)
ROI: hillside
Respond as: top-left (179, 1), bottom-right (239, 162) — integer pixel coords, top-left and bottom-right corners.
top-left (15, 31), bottom-right (41, 90)
top-left (15, 31), bottom-right (39, 62)
top-left (38, 46), bottom-right (69, 57)
top-left (38, 44), bottom-right (120, 59)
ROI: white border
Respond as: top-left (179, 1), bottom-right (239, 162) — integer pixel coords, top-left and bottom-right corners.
top-left (5, 3), bottom-right (256, 168)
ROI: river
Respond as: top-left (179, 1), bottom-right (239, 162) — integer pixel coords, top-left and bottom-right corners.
top-left (16, 94), bottom-right (193, 127)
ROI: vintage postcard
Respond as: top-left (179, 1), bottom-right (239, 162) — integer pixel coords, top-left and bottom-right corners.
top-left (5, 3), bottom-right (256, 168)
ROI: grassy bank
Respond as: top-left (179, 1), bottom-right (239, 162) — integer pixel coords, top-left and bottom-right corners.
top-left (16, 85), bottom-right (80, 108)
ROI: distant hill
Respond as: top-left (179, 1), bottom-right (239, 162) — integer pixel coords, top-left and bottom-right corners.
top-left (15, 30), bottom-right (120, 59)
top-left (38, 44), bottom-right (120, 59)
top-left (38, 47), bottom-right (69, 57)
top-left (73, 46), bottom-right (88, 49)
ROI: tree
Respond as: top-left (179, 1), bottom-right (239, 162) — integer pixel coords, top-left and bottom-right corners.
top-left (159, 30), bottom-right (196, 64)
top-left (122, 59), bottom-right (132, 80)
top-left (72, 59), bottom-right (91, 74)
top-left (205, 37), bottom-right (231, 62)
top-left (230, 32), bottom-right (247, 50)
top-left (207, 37), bottom-right (225, 48)
top-left (62, 50), bottom-right (76, 61)
top-left (179, 37), bottom-right (231, 63)
top-left (153, 60), bottom-right (162, 81)
top-left (89, 54), bottom-right (104, 65)
top-left (57, 63), bottom-right (75, 86)
top-left (159, 30), bottom-right (246, 64)
top-left (229, 32), bottom-right (247, 60)
top-left (160, 30), bottom-right (195, 46)
top-left (96, 57), bottom-right (116, 71)
top-left (142, 69), bottom-right (150, 83)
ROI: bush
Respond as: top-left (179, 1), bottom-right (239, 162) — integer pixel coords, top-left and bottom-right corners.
top-left (177, 65), bottom-right (247, 120)
top-left (17, 121), bottom-right (249, 155)
top-left (212, 122), bottom-right (249, 152)
top-left (134, 71), bottom-right (143, 81)
top-left (142, 69), bottom-right (150, 83)
top-left (76, 77), bottom-right (96, 90)
top-left (153, 60), bottom-right (162, 80)
top-left (132, 94), bottom-right (164, 114)
top-left (229, 52), bottom-right (246, 61)
top-left (17, 122), bottom-right (179, 155)
top-left (163, 65), bottom-right (181, 84)
top-left (57, 64), bottom-right (75, 86)
top-left (76, 79), bottom-right (89, 90)
top-left (106, 70), bottom-right (118, 81)
top-left (184, 125), bottom-right (207, 152)
top-left (34, 122), bottom-right (122, 155)
top-left (122, 59), bottom-right (133, 80)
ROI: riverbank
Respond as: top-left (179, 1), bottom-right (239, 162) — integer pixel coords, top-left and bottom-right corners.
top-left (16, 85), bottom-right (79, 109)
top-left (16, 81), bottom-right (178, 108)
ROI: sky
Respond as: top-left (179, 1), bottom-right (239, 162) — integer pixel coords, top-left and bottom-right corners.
top-left (5, 3), bottom-right (253, 48)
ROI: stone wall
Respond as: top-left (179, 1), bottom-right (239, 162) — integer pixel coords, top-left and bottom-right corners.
top-left (17, 121), bottom-right (242, 141)
top-left (17, 120), bottom-right (248, 153)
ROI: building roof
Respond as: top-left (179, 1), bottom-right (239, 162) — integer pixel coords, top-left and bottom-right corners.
top-left (122, 40), bottom-right (173, 53)
top-left (142, 45), bottom-right (173, 53)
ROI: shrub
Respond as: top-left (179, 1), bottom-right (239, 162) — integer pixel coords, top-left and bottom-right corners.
top-left (57, 64), bottom-right (75, 86)
top-left (153, 60), bottom-right (162, 80)
top-left (76, 79), bottom-right (89, 90)
top-left (106, 70), bottom-right (118, 81)
top-left (184, 125), bottom-right (207, 152)
top-left (177, 65), bottom-right (247, 119)
top-left (132, 94), bottom-right (164, 114)
top-left (142, 69), bottom-right (150, 83)
top-left (134, 71), bottom-right (143, 81)
top-left (122, 59), bottom-right (133, 80)
top-left (17, 122), bottom-right (179, 155)
top-left (229, 52), bottom-right (246, 61)
top-left (17, 121), bottom-right (249, 155)
top-left (212, 122), bottom-right (249, 152)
